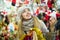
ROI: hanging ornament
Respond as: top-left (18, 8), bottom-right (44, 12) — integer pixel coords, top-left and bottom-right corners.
top-left (12, 0), bottom-right (16, 6)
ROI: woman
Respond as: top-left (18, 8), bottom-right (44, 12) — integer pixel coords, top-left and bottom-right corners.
top-left (17, 6), bottom-right (49, 40)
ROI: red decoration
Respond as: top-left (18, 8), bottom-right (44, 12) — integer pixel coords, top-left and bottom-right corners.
top-left (47, 0), bottom-right (52, 8)
top-left (12, 0), bottom-right (16, 4)
top-left (56, 13), bottom-right (60, 17)
top-left (35, 9), bottom-right (39, 15)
